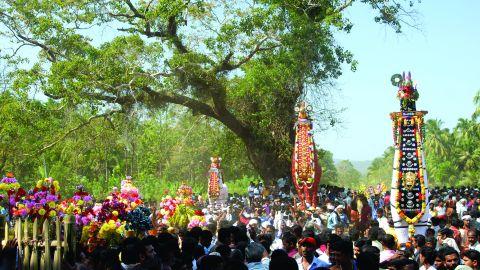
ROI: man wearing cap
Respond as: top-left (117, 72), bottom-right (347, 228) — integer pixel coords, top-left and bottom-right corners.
top-left (297, 237), bottom-right (330, 270)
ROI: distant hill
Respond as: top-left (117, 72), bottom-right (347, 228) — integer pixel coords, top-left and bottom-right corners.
top-left (334, 159), bottom-right (372, 175)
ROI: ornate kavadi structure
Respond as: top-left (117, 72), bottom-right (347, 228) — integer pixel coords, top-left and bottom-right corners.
top-left (389, 72), bottom-right (430, 243)
top-left (208, 157), bottom-right (223, 202)
top-left (292, 102), bottom-right (322, 208)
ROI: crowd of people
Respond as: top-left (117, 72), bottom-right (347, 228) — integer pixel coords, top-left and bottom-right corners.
top-left (2, 183), bottom-right (480, 270)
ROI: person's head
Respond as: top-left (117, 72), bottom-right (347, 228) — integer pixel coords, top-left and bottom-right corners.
top-left (440, 247), bottom-right (459, 270)
top-left (439, 228), bottom-right (454, 240)
top-left (264, 225), bottom-right (276, 237)
top-left (425, 236), bottom-right (436, 249)
top-left (298, 237), bottom-right (317, 260)
top-left (269, 254), bottom-right (299, 270)
top-left (281, 232), bottom-right (298, 252)
top-left (335, 224), bottom-right (345, 236)
top-left (197, 255), bottom-right (223, 270)
top-left (139, 238), bottom-right (157, 262)
top-left (377, 208), bottom-right (384, 218)
top-left (434, 252), bottom-right (444, 270)
top-left (463, 215), bottom-right (473, 228)
top-left (381, 234), bottom-right (396, 250)
top-left (419, 246), bottom-right (436, 266)
top-left (413, 234), bottom-right (426, 249)
top-left (357, 245), bottom-right (380, 270)
top-left (354, 238), bottom-right (372, 258)
top-left (217, 227), bottom-right (231, 245)
top-left (468, 230), bottom-right (478, 245)
top-left (426, 228), bottom-right (436, 238)
top-left (335, 205), bottom-right (345, 214)
top-left (462, 250), bottom-right (480, 270)
top-left (200, 229), bottom-right (213, 248)
top-left (368, 226), bottom-right (380, 241)
top-left (245, 242), bottom-right (266, 263)
top-left (329, 239), bottom-right (354, 267)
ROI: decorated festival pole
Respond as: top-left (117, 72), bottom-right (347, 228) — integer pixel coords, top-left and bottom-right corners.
top-left (291, 101), bottom-right (322, 208)
top-left (390, 72), bottom-right (430, 244)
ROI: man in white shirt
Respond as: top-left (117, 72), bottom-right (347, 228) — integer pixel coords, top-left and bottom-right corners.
top-left (467, 230), bottom-right (480, 251)
top-left (376, 208), bottom-right (389, 232)
top-left (296, 237), bottom-right (330, 270)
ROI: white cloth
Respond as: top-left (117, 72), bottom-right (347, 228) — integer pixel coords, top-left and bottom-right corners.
top-left (296, 256), bottom-right (330, 270)
top-left (419, 266), bottom-right (436, 270)
top-left (378, 216), bottom-right (389, 232)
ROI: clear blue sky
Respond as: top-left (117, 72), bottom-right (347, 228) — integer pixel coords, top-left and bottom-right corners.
top-left (317, 1), bottom-right (480, 161)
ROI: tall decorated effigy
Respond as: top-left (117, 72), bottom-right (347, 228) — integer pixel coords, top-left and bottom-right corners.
top-left (390, 72), bottom-right (430, 243)
top-left (292, 101), bottom-right (322, 208)
top-left (208, 157), bottom-right (227, 205)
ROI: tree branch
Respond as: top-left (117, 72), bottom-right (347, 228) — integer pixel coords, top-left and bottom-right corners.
top-left (215, 37), bottom-right (279, 73)
top-left (25, 110), bottom-right (123, 157)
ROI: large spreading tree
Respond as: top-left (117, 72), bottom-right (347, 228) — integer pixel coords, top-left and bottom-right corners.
top-left (0, 0), bottom-right (417, 183)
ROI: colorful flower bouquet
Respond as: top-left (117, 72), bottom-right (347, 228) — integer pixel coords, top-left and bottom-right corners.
top-left (60, 185), bottom-right (94, 226)
top-left (0, 172), bottom-right (20, 192)
top-left (98, 220), bottom-right (125, 247)
top-left (13, 178), bottom-right (61, 220)
top-left (120, 176), bottom-right (143, 210)
top-left (156, 196), bottom-right (179, 225)
top-left (95, 193), bottom-right (128, 222)
top-left (187, 213), bottom-right (207, 229)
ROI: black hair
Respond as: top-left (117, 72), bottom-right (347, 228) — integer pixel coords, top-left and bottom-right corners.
top-left (414, 234), bottom-right (426, 247)
top-left (439, 246), bottom-right (459, 261)
top-left (381, 234), bottom-right (396, 250)
top-left (420, 246), bottom-right (436, 265)
top-left (329, 239), bottom-right (353, 259)
top-left (462, 249), bottom-right (480, 263)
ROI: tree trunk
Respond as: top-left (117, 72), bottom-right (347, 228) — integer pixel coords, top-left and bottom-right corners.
top-left (243, 139), bottom-right (291, 184)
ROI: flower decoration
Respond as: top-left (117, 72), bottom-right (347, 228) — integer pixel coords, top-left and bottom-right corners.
top-left (156, 196), bottom-right (179, 225)
top-left (60, 185), bottom-right (94, 226)
top-left (98, 220), bottom-right (125, 247)
top-left (120, 176), bottom-right (143, 210)
top-left (96, 193), bottom-right (128, 222)
top-left (177, 183), bottom-right (193, 198)
top-left (187, 214), bottom-right (207, 229)
top-left (125, 206), bottom-right (152, 232)
top-left (0, 172), bottom-right (20, 192)
top-left (13, 177), bottom-right (61, 220)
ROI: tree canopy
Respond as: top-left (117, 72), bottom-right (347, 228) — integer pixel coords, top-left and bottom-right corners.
top-left (0, 0), bottom-right (419, 184)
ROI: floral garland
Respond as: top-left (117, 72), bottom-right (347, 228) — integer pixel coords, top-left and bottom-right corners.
top-left (120, 176), bottom-right (143, 210)
top-left (156, 196), bottom-right (179, 225)
top-left (293, 119), bottom-right (316, 187)
top-left (393, 116), bottom-right (427, 236)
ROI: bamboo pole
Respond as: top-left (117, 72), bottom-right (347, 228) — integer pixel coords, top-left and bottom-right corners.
top-left (43, 219), bottom-right (51, 270)
top-left (30, 219), bottom-right (39, 270)
top-left (23, 219), bottom-right (30, 270)
top-left (63, 215), bottom-right (74, 262)
top-left (53, 218), bottom-right (62, 270)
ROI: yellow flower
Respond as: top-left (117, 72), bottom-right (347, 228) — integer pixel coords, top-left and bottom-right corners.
top-left (49, 210), bottom-right (57, 217)
top-left (131, 202), bottom-right (137, 209)
top-left (112, 211), bottom-right (118, 216)
top-left (36, 180), bottom-right (43, 188)
top-left (77, 200), bottom-right (84, 206)
top-left (39, 209), bottom-right (46, 216)
top-left (48, 201), bottom-right (56, 208)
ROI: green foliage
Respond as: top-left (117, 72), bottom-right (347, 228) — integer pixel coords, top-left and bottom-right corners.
top-left (335, 160), bottom-right (362, 188)
top-left (364, 147), bottom-right (394, 187)
top-left (0, 0), bottom-right (419, 183)
top-left (318, 149), bottom-right (338, 185)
